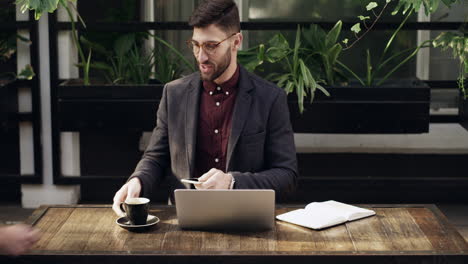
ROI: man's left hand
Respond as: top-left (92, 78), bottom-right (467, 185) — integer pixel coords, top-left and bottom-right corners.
top-left (195, 168), bottom-right (233, 189)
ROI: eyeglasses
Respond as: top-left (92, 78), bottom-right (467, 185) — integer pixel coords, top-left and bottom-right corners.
top-left (186, 33), bottom-right (238, 55)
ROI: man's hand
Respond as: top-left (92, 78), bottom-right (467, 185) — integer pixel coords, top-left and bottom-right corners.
top-left (112, 177), bottom-right (142, 217)
top-left (0, 224), bottom-right (41, 256)
top-left (195, 168), bottom-right (233, 190)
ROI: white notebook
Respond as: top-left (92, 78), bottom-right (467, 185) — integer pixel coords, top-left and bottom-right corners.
top-left (276, 200), bottom-right (376, 230)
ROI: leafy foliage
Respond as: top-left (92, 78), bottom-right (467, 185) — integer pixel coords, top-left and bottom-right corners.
top-left (15, 0), bottom-right (61, 20)
top-left (433, 30), bottom-right (468, 98)
top-left (302, 21), bottom-right (347, 86)
top-left (239, 26), bottom-right (330, 114)
top-left (0, 32), bottom-right (35, 80)
top-left (392, 0), bottom-right (460, 16)
top-left (341, 0), bottom-right (465, 89)
top-left (79, 32), bottom-right (193, 84)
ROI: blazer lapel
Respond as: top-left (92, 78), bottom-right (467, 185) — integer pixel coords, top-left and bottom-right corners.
top-left (185, 75), bottom-right (201, 177)
top-left (226, 67), bottom-right (254, 170)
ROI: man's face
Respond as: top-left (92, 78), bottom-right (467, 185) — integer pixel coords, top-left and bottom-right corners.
top-left (191, 25), bottom-right (235, 81)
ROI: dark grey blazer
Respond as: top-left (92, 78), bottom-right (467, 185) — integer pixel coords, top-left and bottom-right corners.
top-left (130, 66), bottom-right (298, 201)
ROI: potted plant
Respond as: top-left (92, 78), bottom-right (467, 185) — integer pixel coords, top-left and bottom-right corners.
top-left (239, 21), bottom-right (430, 133)
top-left (16, 0), bottom-right (194, 131)
top-left (239, 0), bottom-right (464, 133)
top-left (340, 0), bottom-right (466, 132)
top-left (56, 30), bottom-right (194, 131)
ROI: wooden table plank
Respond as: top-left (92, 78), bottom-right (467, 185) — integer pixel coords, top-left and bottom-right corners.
top-left (346, 210), bottom-right (396, 251)
top-left (83, 208), bottom-right (127, 252)
top-left (201, 231), bottom-right (241, 251)
top-left (31, 207), bottom-right (75, 251)
top-left (408, 207), bottom-right (462, 252)
top-left (275, 208), bottom-right (355, 251)
top-left (239, 228), bottom-right (277, 251)
top-left (24, 204), bottom-right (468, 256)
top-left (44, 208), bottom-right (107, 251)
top-left (376, 208), bottom-right (434, 251)
top-left (122, 208), bottom-right (174, 252)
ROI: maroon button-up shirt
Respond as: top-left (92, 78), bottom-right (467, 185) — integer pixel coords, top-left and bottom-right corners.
top-left (194, 65), bottom-right (240, 178)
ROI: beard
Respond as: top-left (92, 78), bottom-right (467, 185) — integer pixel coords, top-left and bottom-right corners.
top-left (198, 48), bottom-right (232, 82)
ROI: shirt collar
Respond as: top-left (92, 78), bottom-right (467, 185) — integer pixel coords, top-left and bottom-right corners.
top-left (202, 64), bottom-right (240, 94)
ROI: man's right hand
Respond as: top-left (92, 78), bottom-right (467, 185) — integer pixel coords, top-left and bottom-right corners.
top-left (112, 177), bottom-right (142, 217)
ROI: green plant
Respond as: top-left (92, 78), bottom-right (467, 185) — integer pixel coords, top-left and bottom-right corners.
top-left (302, 21), bottom-right (347, 86)
top-left (149, 33), bottom-right (196, 73)
top-left (239, 26), bottom-right (329, 114)
top-left (340, 0), bottom-right (465, 87)
top-left (79, 32), bottom-right (194, 85)
top-left (432, 29), bottom-right (467, 99)
top-left (153, 43), bottom-right (184, 84)
top-left (16, 0), bottom-right (91, 84)
top-left (79, 33), bottom-right (147, 84)
top-left (0, 33), bottom-right (35, 81)
top-left (16, 0), bottom-right (61, 20)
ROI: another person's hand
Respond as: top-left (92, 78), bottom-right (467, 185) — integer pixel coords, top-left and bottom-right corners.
top-left (195, 168), bottom-right (233, 190)
top-left (112, 177), bottom-right (142, 217)
top-left (0, 224), bottom-right (41, 256)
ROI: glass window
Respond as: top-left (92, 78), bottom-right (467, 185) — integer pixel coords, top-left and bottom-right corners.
top-left (154, 0), bottom-right (196, 22)
top-left (247, 0), bottom-right (416, 22)
top-left (78, 0), bottom-right (141, 22)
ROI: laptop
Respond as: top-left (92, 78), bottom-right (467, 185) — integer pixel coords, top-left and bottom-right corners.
top-left (174, 189), bottom-right (275, 230)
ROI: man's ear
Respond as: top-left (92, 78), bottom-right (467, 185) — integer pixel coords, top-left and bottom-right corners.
top-left (233, 33), bottom-right (243, 51)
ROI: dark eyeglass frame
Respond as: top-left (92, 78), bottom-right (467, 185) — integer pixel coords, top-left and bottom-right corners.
top-left (186, 32), bottom-right (239, 55)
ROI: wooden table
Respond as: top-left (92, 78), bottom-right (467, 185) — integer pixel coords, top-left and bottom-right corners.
top-left (2, 204), bottom-right (467, 264)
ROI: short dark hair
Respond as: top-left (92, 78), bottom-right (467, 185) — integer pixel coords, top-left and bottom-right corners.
top-left (188, 0), bottom-right (240, 34)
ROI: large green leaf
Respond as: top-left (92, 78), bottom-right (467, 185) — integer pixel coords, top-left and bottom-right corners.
top-left (266, 47), bottom-right (289, 63)
top-left (267, 34), bottom-right (290, 51)
top-left (285, 81), bottom-right (294, 94)
top-left (265, 34), bottom-right (289, 63)
top-left (275, 74), bottom-right (291, 89)
top-left (393, 0), bottom-right (459, 15)
top-left (299, 59), bottom-right (310, 88)
top-left (293, 25), bottom-right (301, 77)
top-left (316, 84), bottom-right (330, 97)
top-left (303, 24), bottom-right (326, 52)
top-left (18, 64), bottom-right (35, 80)
top-left (90, 62), bottom-right (114, 71)
top-left (16, 0), bottom-right (60, 20)
top-left (327, 44), bottom-right (343, 65)
top-left (80, 36), bottom-right (111, 56)
top-left (114, 34), bottom-right (136, 57)
top-left (296, 78), bottom-right (304, 114)
top-left (325, 21), bottom-right (342, 48)
top-left (351, 23), bottom-right (361, 34)
top-left (366, 2), bottom-right (379, 11)
top-left (238, 48), bottom-right (264, 72)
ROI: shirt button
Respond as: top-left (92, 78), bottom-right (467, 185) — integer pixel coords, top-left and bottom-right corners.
top-left (214, 158), bottom-right (219, 163)
top-left (225, 91), bottom-right (229, 95)
top-left (216, 102), bottom-right (220, 106)
top-left (217, 86), bottom-right (221, 91)
top-left (214, 129), bottom-right (219, 134)
top-left (209, 91), bottom-right (213, 95)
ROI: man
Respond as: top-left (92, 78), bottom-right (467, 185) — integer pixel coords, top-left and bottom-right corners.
top-left (113, 0), bottom-right (297, 216)
top-left (0, 224), bottom-right (40, 256)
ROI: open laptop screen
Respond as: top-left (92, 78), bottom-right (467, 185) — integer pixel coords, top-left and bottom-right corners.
top-left (174, 189), bottom-right (275, 231)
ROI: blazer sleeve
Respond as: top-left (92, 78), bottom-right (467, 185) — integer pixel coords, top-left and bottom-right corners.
top-left (128, 85), bottom-right (171, 198)
top-left (229, 89), bottom-right (298, 200)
